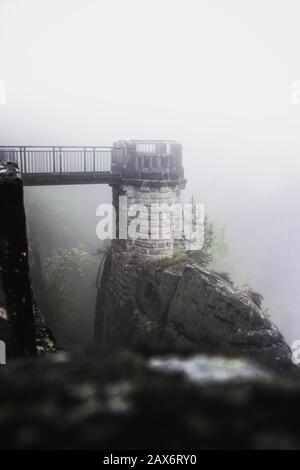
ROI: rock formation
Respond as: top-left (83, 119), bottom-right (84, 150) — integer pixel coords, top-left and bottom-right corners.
top-left (0, 161), bottom-right (36, 356)
top-left (96, 254), bottom-right (298, 378)
top-left (94, 141), bottom-right (298, 379)
top-left (0, 161), bottom-right (56, 356)
top-left (1, 350), bottom-right (300, 450)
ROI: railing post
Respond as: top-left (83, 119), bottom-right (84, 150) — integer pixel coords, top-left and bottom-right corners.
top-left (59, 147), bottom-right (62, 173)
top-left (23, 147), bottom-right (27, 173)
top-left (84, 147), bottom-right (86, 172)
top-left (93, 147), bottom-right (96, 172)
top-left (19, 146), bottom-right (23, 173)
top-left (53, 147), bottom-right (56, 173)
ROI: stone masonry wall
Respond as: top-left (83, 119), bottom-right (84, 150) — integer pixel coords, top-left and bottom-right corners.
top-left (112, 182), bottom-right (184, 260)
top-left (105, 181), bottom-right (185, 303)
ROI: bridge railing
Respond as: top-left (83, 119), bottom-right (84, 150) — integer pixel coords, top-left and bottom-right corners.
top-left (0, 146), bottom-right (112, 174)
top-left (0, 142), bottom-right (185, 184)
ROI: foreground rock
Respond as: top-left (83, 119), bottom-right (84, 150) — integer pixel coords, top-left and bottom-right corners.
top-left (96, 256), bottom-right (298, 378)
top-left (1, 351), bottom-right (300, 450)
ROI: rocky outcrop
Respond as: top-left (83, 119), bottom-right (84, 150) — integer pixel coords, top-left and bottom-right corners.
top-left (0, 162), bottom-right (36, 356)
top-left (96, 255), bottom-right (298, 378)
top-left (0, 161), bottom-right (56, 357)
top-left (26, 225), bottom-right (58, 353)
top-left (1, 350), bottom-right (300, 449)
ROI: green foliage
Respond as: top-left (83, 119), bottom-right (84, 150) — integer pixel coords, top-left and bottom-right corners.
top-left (133, 309), bottom-right (160, 335)
top-left (151, 251), bottom-right (187, 268)
top-left (187, 197), bottom-right (228, 268)
top-left (213, 271), bottom-right (234, 285)
top-left (210, 224), bottom-right (228, 267)
top-left (242, 285), bottom-right (264, 308)
top-left (188, 216), bottom-right (214, 267)
top-left (43, 245), bottom-right (89, 307)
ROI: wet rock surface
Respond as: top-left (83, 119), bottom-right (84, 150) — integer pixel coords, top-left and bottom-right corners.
top-left (149, 354), bottom-right (269, 384)
top-left (96, 257), bottom-right (298, 378)
top-left (1, 351), bottom-right (300, 450)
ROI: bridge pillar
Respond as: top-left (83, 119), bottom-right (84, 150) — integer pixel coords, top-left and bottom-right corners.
top-left (111, 140), bottom-right (186, 262)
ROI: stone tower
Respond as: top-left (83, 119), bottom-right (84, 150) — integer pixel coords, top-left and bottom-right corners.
top-left (110, 140), bottom-right (186, 262)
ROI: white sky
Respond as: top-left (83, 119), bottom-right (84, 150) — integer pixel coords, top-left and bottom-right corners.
top-left (1, 0), bottom-right (300, 197)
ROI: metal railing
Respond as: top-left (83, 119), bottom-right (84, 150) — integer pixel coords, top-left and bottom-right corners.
top-left (0, 146), bottom-right (112, 174)
top-left (0, 141), bottom-right (184, 185)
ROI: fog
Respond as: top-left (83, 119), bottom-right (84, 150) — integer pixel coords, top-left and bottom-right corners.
top-left (1, 0), bottom-right (300, 346)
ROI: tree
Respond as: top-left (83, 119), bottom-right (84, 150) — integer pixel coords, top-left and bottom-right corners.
top-left (187, 215), bottom-right (214, 267)
top-left (187, 196), bottom-right (228, 268)
top-left (43, 245), bottom-right (89, 308)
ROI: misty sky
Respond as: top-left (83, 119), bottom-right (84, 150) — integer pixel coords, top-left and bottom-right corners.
top-left (1, 0), bottom-right (300, 342)
top-left (1, 0), bottom-right (300, 195)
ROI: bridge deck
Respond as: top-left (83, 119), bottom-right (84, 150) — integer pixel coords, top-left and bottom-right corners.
top-left (21, 172), bottom-right (121, 186)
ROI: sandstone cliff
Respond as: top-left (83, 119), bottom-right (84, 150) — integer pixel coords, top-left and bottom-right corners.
top-left (0, 161), bottom-right (56, 356)
top-left (96, 253), bottom-right (298, 378)
top-left (0, 162), bottom-right (36, 356)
